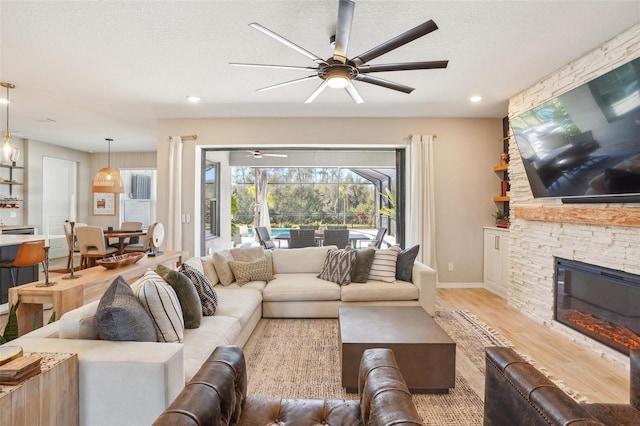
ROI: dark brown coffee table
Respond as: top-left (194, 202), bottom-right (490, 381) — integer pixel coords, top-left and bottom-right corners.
top-left (339, 306), bottom-right (456, 393)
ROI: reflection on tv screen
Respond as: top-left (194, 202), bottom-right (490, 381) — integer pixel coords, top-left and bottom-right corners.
top-left (511, 57), bottom-right (640, 200)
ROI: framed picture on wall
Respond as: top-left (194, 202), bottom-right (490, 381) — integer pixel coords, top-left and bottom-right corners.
top-left (93, 192), bottom-right (115, 215)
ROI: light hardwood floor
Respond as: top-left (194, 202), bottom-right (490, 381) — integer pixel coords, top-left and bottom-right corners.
top-left (438, 287), bottom-right (629, 404)
top-left (0, 277), bottom-right (630, 404)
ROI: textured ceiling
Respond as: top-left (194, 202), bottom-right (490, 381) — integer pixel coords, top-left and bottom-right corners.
top-left (0, 1), bottom-right (639, 152)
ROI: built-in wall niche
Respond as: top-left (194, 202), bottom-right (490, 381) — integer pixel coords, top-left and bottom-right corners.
top-left (0, 164), bottom-right (23, 225)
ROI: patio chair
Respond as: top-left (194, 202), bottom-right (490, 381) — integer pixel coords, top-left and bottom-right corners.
top-left (289, 229), bottom-right (316, 248)
top-left (369, 227), bottom-right (388, 249)
top-left (322, 229), bottom-right (350, 249)
top-left (256, 226), bottom-right (276, 250)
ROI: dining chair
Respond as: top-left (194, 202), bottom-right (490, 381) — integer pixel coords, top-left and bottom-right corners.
top-left (123, 222), bottom-right (156, 254)
top-left (109, 221), bottom-right (143, 247)
top-left (256, 226), bottom-right (276, 250)
top-left (322, 229), bottom-right (350, 249)
top-left (369, 227), bottom-right (388, 249)
top-left (289, 229), bottom-right (316, 248)
top-left (76, 226), bottom-right (118, 269)
top-left (0, 240), bottom-right (46, 287)
top-left (63, 222), bottom-right (87, 269)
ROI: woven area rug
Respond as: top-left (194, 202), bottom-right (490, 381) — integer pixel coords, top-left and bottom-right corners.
top-left (242, 310), bottom-right (511, 425)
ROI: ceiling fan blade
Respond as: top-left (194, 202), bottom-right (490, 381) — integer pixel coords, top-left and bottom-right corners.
top-left (263, 153), bottom-right (288, 157)
top-left (230, 62), bottom-right (319, 71)
top-left (345, 81), bottom-right (364, 104)
top-left (304, 80), bottom-right (329, 103)
top-left (257, 75), bottom-right (318, 92)
top-left (249, 23), bottom-right (327, 65)
top-left (354, 74), bottom-right (414, 94)
top-left (333, 0), bottom-right (355, 64)
top-left (351, 20), bottom-right (438, 66)
top-left (357, 60), bottom-right (449, 73)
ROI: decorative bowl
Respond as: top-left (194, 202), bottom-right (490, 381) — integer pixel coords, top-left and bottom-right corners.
top-left (96, 253), bottom-right (145, 269)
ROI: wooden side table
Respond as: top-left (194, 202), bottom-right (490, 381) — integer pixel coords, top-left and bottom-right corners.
top-left (0, 351), bottom-right (78, 426)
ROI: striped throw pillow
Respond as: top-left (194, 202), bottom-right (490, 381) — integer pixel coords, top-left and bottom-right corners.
top-left (135, 272), bottom-right (184, 343)
top-left (368, 245), bottom-right (401, 283)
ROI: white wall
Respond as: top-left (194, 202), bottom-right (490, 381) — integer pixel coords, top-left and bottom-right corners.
top-left (156, 117), bottom-right (503, 284)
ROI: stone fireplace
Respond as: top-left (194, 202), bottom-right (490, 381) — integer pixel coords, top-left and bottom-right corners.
top-left (554, 257), bottom-right (640, 355)
top-left (506, 23), bottom-right (640, 365)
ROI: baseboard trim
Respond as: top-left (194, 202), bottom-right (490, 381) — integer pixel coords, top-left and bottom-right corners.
top-left (437, 282), bottom-right (484, 289)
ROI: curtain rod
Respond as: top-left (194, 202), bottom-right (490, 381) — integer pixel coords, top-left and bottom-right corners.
top-left (181, 135), bottom-right (197, 141)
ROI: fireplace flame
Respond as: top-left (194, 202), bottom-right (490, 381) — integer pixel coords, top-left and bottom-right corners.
top-left (564, 310), bottom-right (640, 352)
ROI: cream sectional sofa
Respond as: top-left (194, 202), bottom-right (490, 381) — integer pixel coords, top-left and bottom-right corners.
top-left (7, 245), bottom-right (436, 426)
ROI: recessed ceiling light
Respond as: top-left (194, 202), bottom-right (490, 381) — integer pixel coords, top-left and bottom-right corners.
top-left (186, 96), bottom-right (201, 103)
top-left (470, 95), bottom-right (482, 103)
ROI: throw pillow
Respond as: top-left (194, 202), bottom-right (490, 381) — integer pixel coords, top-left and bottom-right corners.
top-left (347, 247), bottom-right (376, 283)
top-left (230, 246), bottom-right (265, 262)
top-left (368, 245), bottom-right (401, 283)
top-left (396, 245), bottom-right (420, 282)
top-left (228, 256), bottom-right (274, 285)
top-left (200, 255), bottom-right (220, 285)
top-left (179, 263), bottom-right (219, 316)
top-left (211, 250), bottom-right (235, 286)
top-left (135, 272), bottom-right (184, 343)
top-left (156, 264), bottom-right (203, 329)
top-left (318, 248), bottom-right (357, 286)
top-left (94, 275), bottom-right (156, 342)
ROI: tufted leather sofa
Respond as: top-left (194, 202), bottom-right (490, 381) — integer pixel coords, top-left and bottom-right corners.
top-left (484, 346), bottom-right (640, 425)
top-left (153, 345), bottom-right (424, 426)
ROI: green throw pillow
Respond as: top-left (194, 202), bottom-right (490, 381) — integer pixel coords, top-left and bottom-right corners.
top-left (156, 264), bottom-right (203, 329)
top-left (348, 247), bottom-right (376, 283)
top-left (228, 256), bottom-right (274, 286)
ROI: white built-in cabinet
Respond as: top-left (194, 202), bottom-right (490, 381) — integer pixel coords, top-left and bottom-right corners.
top-left (483, 226), bottom-right (509, 297)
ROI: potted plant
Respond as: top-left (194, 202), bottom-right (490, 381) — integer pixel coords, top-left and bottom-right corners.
top-left (492, 210), bottom-right (510, 228)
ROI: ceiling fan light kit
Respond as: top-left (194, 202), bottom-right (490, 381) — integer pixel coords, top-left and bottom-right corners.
top-left (231, 0), bottom-right (448, 104)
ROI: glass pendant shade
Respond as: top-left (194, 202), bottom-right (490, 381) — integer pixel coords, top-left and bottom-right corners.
top-left (1, 82), bottom-right (19, 165)
top-left (92, 138), bottom-right (123, 193)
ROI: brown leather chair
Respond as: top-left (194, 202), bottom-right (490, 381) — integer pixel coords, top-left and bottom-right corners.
top-left (153, 345), bottom-right (423, 425)
top-left (0, 240), bottom-right (46, 286)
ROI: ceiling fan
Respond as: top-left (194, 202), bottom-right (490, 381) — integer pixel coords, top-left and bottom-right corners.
top-left (246, 150), bottom-right (288, 158)
top-left (230, 0), bottom-right (448, 104)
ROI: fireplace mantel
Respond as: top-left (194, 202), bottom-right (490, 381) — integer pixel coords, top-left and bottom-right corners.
top-left (514, 206), bottom-right (640, 227)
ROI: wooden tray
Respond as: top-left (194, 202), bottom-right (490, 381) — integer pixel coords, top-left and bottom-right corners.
top-left (96, 253), bottom-right (145, 269)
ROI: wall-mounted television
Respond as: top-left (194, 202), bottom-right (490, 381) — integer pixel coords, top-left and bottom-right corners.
top-left (511, 57), bottom-right (640, 203)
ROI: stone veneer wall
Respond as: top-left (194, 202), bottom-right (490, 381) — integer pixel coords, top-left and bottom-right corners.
top-left (507, 23), bottom-right (640, 366)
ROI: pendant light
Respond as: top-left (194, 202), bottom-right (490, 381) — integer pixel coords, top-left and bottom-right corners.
top-left (1, 82), bottom-right (20, 166)
top-left (92, 138), bottom-right (123, 193)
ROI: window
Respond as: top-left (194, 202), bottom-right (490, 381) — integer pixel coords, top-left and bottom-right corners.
top-left (119, 169), bottom-right (157, 228)
top-left (202, 152), bottom-right (220, 242)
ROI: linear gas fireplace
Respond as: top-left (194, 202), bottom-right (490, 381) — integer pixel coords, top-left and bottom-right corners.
top-left (554, 258), bottom-right (640, 355)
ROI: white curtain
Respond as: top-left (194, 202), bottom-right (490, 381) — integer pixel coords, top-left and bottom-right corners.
top-left (407, 135), bottom-right (438, 271)
top-left (167, 136), bottom-right (183, 251)
top-left (254, 168), bottom-right (271, 232)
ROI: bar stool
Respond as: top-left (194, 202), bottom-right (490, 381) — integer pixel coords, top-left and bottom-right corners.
top-left (0, 240), bottom-right (46, 287)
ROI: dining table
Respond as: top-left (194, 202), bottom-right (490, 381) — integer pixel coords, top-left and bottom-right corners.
top-left (103, 229), bottom-right (146, 254)
top-left (274, 230), bottom-right (373, 248)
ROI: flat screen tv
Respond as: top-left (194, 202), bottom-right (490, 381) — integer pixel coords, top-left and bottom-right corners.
top-left (511, 56), bottom-right (640, 203)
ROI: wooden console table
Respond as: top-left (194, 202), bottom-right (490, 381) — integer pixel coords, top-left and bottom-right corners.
top-left (0, 352), bottom-right (78, 426)
top-left (8, 251), bottom-right (182, 336)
